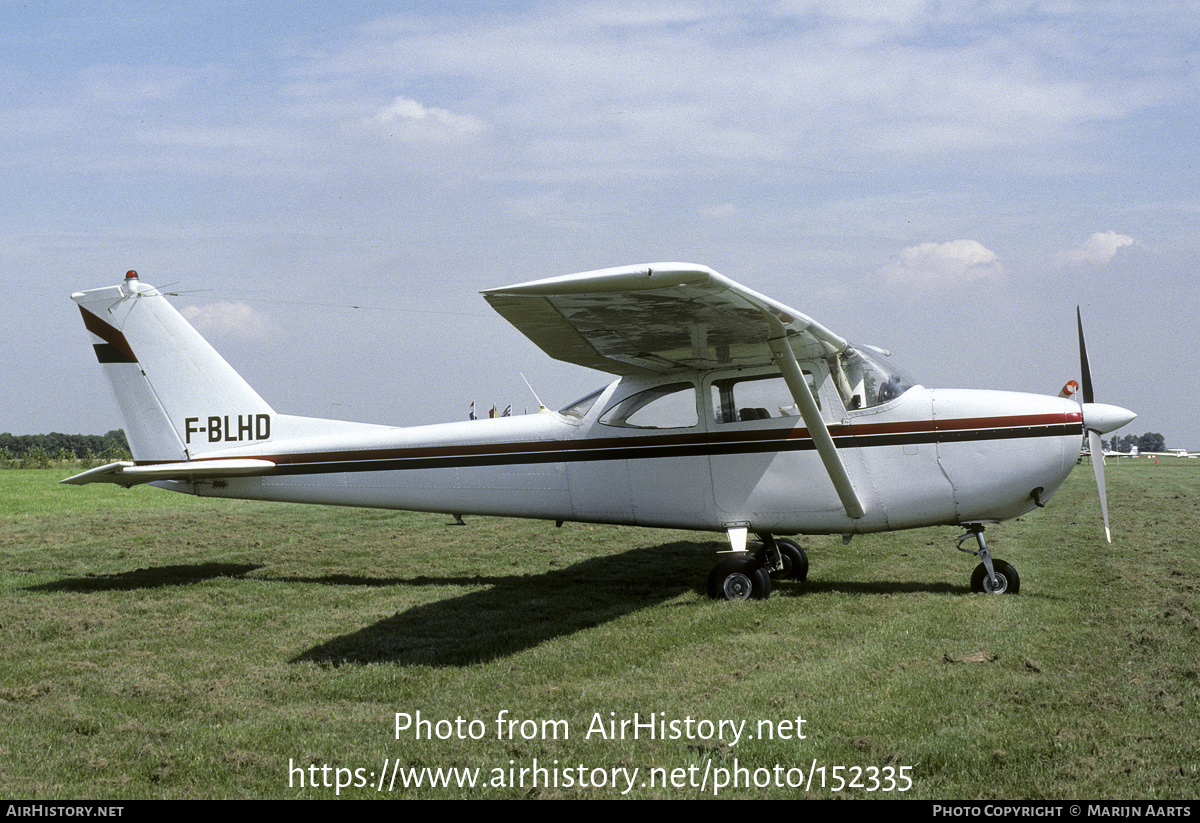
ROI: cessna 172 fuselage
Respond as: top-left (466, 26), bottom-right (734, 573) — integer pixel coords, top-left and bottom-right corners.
top-left (64, 264), bottom-right (1135, 600)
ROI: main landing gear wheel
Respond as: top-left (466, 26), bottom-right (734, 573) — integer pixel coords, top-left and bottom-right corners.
top-left (970, 560), bottom-right (1020, 594)
top-left (707, 557), bottom-right (772, 601)
top-left (754, 539), bottom-right (809, 581)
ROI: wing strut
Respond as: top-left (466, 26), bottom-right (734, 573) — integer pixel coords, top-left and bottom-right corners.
top-left (766, 321), bottom-right (865, 519)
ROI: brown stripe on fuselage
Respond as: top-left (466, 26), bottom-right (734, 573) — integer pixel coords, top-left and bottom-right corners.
top-left (136, 411), bottom-right (1083, 476)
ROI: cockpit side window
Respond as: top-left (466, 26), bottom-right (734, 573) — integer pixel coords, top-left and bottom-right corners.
top-left (599, 383), bottom-right (698, 429)
top-left (710, 373), bottom-right (816, 424)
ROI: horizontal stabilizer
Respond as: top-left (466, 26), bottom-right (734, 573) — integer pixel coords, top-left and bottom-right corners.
top-left (60, 458), bottom-right (276, 487)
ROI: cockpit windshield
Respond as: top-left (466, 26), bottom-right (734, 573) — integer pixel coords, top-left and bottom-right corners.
top-left (833, 345), bottom-right (917, 410)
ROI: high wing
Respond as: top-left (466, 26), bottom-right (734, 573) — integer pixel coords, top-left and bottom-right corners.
top-left (481, 263), bottom-right (848, 375)
top-left (483, 262), bottom-right (865, 519)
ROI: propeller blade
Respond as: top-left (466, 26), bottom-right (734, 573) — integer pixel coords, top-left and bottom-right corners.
top-left (1076, 309), bottom-right (1133, 543)
top-left (1088, 429), bottom-right (1111, 543)
top-left (1076, 306), bottom-right (1094, 405)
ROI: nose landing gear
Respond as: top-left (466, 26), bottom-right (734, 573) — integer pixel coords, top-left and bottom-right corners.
top-left (956, 525), bottom-right (1020, 594)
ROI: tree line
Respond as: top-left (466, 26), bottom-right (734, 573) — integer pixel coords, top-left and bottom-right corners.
top-left (0, 430), bottom-right (131, 469)
top-left (1107, 432), bottom-right (1167, 453)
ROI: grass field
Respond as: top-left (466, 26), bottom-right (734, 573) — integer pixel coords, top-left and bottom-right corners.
top-left (1, 460), bottom-right (1197, 799)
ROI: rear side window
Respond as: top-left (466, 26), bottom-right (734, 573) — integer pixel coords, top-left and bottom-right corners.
top-left (600, 383), bottom-right (698, 429)
top-left (559, 387), bottom-right (605, 420)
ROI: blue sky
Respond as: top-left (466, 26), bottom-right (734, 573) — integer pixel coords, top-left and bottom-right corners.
top-left (4, 1), bottom-right (1197, 447)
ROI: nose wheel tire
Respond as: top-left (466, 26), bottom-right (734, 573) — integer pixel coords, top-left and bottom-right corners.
top-left (707, 557), bottom-right (772, 600)
top-left (970, 560), bottom-right (1020, 594)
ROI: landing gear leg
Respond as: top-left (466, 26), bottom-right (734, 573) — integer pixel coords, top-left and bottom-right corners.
top-left (756, 532), bottom-right (784, 575)
top-left (955, 525), bottom-right (1020, 594)
top-left (754, 533), bottom-right (809, 581)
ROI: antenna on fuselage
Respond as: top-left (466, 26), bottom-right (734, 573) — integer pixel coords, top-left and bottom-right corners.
top-left (520, 372), bottom-right (550, 413)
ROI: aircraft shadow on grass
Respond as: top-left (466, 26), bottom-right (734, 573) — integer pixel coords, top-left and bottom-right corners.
top-left (25, 563), bottom-right (263, 592)
top-left (289, 541), bottom-right (962, 668)
top-left (291, 540), bottom-right (710, 668)
top-left (23, 542), bottom-right (962, 666)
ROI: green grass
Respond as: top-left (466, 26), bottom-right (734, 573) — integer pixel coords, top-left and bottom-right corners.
top-left (1, 461), bottom-right (1197, 798)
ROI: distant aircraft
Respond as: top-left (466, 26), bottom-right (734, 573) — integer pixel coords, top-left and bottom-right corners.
top-left (1135, 448), bottom-right (1195, 459)
top-left (1118, 449), bottom-right (1197, 460)
top-left (64, 265), bottom-right (1135, 600)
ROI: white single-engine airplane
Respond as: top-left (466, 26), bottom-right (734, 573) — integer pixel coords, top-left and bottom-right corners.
top-left (65, 264), bottom-right (1135, 600)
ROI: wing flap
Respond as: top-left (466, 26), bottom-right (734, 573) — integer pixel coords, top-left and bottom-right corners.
top-left (482, 263), bottom-right (847, 375)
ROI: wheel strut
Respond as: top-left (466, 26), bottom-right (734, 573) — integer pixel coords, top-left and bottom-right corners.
top-left (754, 532), bottom-right (809, 582)
top-left (756, 532), bottom-right (784, 575)
top-left (956, 525), bottom-right (997, 585)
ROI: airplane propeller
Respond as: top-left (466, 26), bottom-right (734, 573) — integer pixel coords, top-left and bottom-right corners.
top-left (1075, 308), bottom-right (1137, 542)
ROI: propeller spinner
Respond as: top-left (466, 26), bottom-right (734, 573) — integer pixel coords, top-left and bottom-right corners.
top-left (1076, 308), bottom-right (1137, 542)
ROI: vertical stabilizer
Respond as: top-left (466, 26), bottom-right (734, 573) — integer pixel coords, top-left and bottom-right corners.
top-left (72, 271), bottom-right (275, 461)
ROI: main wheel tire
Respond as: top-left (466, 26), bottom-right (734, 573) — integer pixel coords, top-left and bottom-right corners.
top-left (707, 557), bottom-right (772, 601)
top-left (970, 560), bottom-right (1020, 594)
top-left (777, 538), bottom-right (809, 582)
top-left (755, 539), bottom-right (809, 581)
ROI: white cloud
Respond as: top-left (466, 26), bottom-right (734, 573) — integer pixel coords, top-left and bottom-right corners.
top-left (359, 96), bottom-right (487, 142)
top-left (308, 2), bottom-right (1160, 178)
top-left (78, 64), bottom-right (194, 104)
top-left (180, 302), bottom-right (279, 342)
top-left (699, 203), bottom-right (739, 218)
top-left (882, 239), bottom-right (1003, 288)
top-left (39, 5), bottom-right (1185, 193)
top-left (1058, 231), bottom-right (1136, 267)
